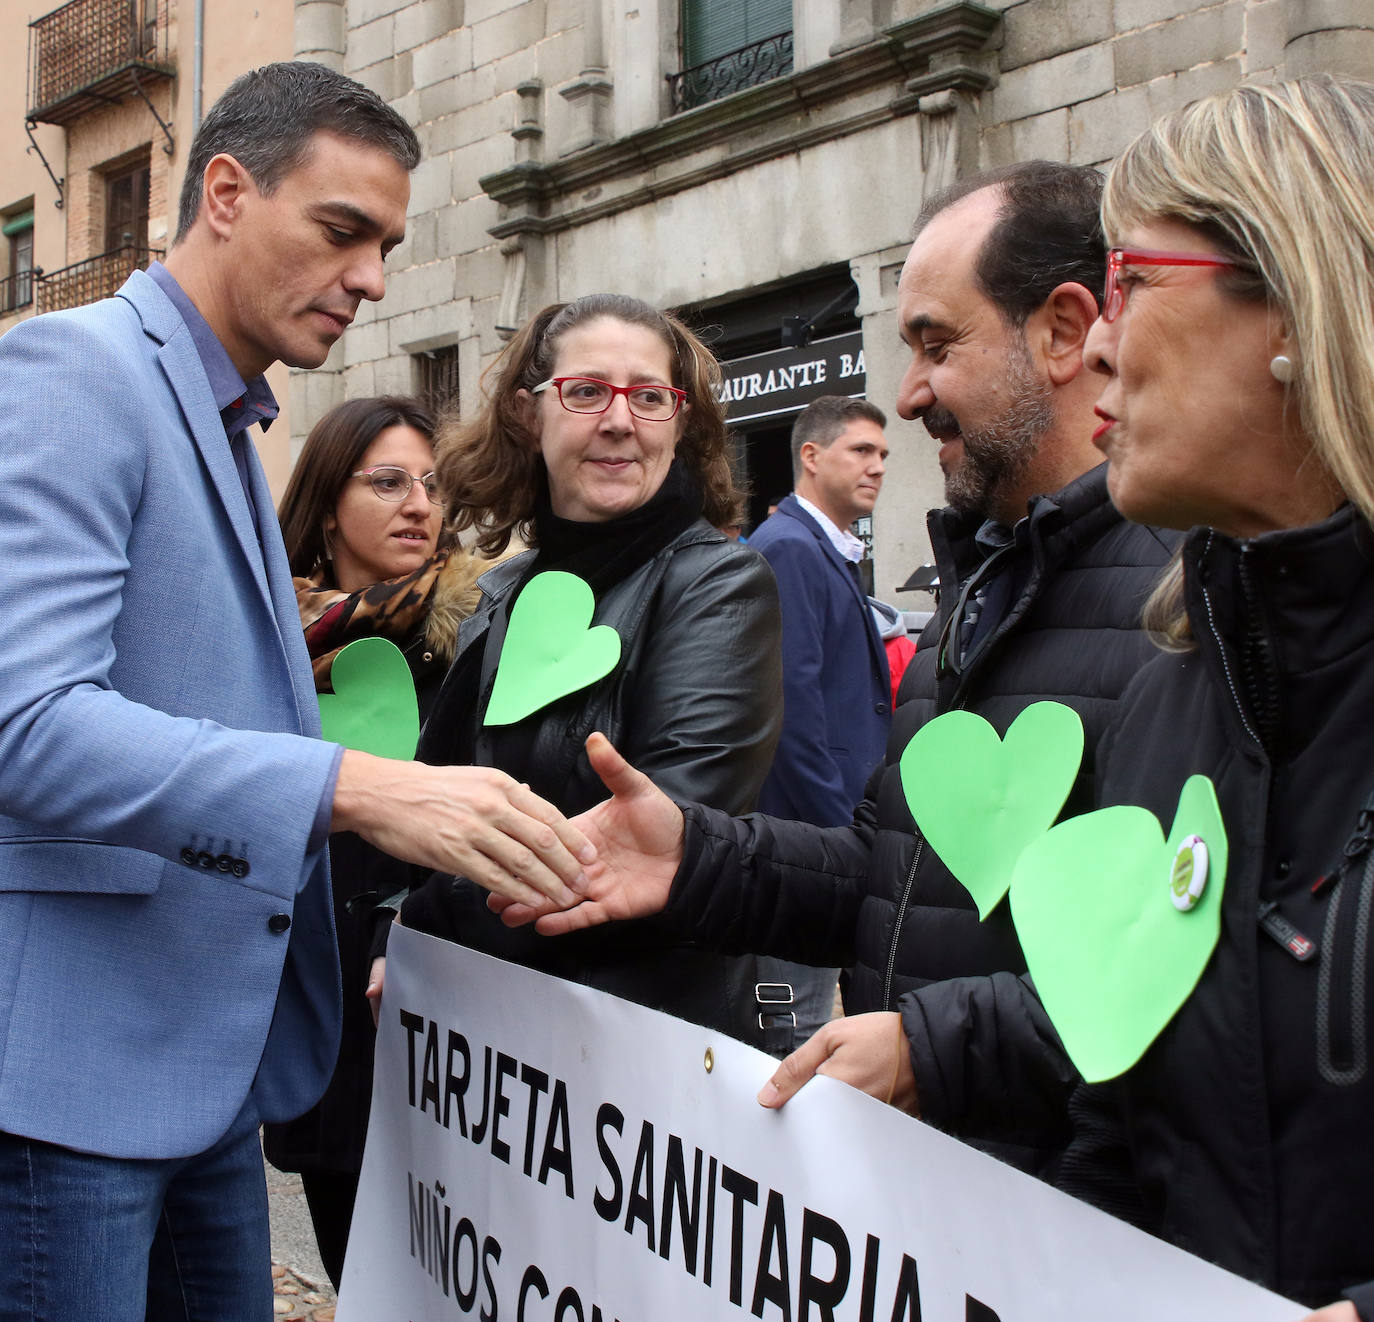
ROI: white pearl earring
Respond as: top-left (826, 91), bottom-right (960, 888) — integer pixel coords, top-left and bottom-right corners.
top-left (1270, 355), bottom-right (1295, 384)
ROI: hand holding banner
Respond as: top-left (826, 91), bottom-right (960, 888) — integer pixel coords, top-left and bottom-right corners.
top-left (339, 928), bottom-right (1301, 1322)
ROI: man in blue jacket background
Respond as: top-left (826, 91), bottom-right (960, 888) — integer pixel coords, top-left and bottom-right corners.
top-left (749, 395), bottom-right (892, 1041)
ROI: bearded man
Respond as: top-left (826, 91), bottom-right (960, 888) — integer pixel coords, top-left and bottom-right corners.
top-left (511, 161), bottom-right (1177, 1179)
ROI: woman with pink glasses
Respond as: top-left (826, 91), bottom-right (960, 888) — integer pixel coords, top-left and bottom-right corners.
top-left (1061, 76), bottom-right (1374, 1320)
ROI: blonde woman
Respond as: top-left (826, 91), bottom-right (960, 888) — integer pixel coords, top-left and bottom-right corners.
top-left (1062, 75), bottom-right (1374, 1320)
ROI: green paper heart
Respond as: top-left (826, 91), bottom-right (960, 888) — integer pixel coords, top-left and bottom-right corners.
top-left (484, 571), bottom-right (622, 726)
top-left (317, 637), bottom-right (420, 761)
top-left (1009, 774), bottom-right (1229, 1083)
top-left (898, 702), bottom-right (1085, 918)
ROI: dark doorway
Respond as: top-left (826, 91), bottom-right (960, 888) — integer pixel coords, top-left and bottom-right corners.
top-left (735, 420), bottom-right (792, 534)
top-left (677, 266), bottom-right (864, 538)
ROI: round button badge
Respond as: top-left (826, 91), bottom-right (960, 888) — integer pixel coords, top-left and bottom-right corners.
top-left (1170, 834), bottom-right (1209, 911)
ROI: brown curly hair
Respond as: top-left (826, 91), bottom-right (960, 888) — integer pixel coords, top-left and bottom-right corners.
top-left (435, 294), bottom-right (738, 554)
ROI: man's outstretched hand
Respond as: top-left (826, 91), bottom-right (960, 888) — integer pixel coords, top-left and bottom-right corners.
top-left (489, 732), bottom-right (685, 932)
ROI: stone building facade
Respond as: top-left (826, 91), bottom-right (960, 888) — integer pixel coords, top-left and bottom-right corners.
top-left (300, 0), bottom-right (1374, 597)
top-left (2, 1), bottom-right (1370, 578)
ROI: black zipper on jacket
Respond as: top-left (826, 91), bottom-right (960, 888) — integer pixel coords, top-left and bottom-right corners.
top-left (1206, 536), bottom-right (1373, 1084)
top-left (1316, 800), bottom-right (1374, 1083)
top-left (1198, 533), bottom-right (1264, 749)
top-left (886, 523), bottom-right (1058, 1010)
top-left (883, 836), bottom-right (925, 1011)
top-left (883, 674), bottom-right (976, 1012)
top-left (1236, 546), bottom-right (1282, 756)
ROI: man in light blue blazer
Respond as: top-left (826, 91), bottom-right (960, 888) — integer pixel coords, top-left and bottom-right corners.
top-left (0, 64), bottom-right (592, 1321)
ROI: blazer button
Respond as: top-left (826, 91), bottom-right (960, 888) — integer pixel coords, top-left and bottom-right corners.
top-left (875, 702), bottom-right (889, 715)
top-left (197, 851), bottom-right (216, 869)
top-left (215, 853), bottom-right (234, 872)
top-left (267, 913), bottom-right (291, 934)
top-left (232, 859), bottom-right (250, 879)
top-left (180, 847), bottom-right (197, 866)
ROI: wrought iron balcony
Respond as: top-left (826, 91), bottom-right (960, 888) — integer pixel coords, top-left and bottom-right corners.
top-left (668, 30), bottom-right (794, 115)
top-left (0, 270), bottom-right (35, 316)
top-left (28, 0), bottom-right (172, 127)
top-left (36, 245), bottom-right (162, 315)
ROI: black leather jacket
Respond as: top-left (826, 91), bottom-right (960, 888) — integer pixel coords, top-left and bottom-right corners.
top-left (661, 466), bottom-right (1176, 1172)
top-left (402, 519), bottom-right (784, 1048)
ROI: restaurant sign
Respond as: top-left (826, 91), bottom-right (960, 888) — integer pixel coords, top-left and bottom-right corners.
top-left (717, 331), bottom-right (866, 423)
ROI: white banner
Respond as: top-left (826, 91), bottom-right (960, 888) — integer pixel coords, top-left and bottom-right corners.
top-left (338, 926), bottom-right (1302, 1322)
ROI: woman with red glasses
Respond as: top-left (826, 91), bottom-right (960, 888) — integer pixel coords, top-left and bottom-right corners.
top-left (1058, 76), bottom-right (1374, 1320)
top-left (376, 294), bottom-right (785, 1053)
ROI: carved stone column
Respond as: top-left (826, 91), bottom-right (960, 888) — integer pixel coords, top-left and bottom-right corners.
top-left (295, 0), bottom-right (345, 71)
top-left (559, 0), bottom-right (614, 154)
top-left (1284, 0), bottom-right (1374, 77)
top-left (884, 3), bottom-right (1001, 191)
top-left (494, 81), bottom-right (547, 340)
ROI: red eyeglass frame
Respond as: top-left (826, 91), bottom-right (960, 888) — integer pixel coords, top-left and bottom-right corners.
top-left (1103, 247), bottom-right (1239, 323)
top-left (532, 376), bottom-right (687, 420)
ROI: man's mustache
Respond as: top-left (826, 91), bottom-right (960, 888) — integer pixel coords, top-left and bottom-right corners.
top-left (922, 406), bottom-right (961, 437)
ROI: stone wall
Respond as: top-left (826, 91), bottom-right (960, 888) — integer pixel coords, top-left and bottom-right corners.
top-left (979, 0), bottom-right (1374, 169)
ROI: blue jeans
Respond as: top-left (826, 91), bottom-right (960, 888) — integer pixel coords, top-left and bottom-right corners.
top-left (0, 1096), bottom-right (272, 1322)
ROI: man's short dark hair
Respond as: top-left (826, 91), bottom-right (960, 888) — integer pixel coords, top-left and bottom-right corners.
top-left (914, 161), bottom-right (1106, 327)
top-left (790, 395), bottom-right (887, 478)
top-left (175, 61), bottom-right (421, 241)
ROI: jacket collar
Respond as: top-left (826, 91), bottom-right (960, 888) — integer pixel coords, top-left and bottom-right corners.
top-left (776, 494), bottom-right (848, 552)
top-left (775, 494), bottom-right (887, 671)
top-left (116, 264), bottom-right (183, 346)
top-left (472, 521), bottom-right (727, 607)
top-left (116, 269), bottom-right (308, 725)
top-left (1184, 503), bottom-right (1374, 683)
top-left (776, 494), bottom-right (869, 584)
top-left (927, 462), bottom-right (1120, 594)
top-left (120, 271), bottom-right (271, 603)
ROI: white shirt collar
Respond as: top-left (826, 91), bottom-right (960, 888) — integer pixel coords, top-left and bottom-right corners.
top-left (795, 495), bottom-right (865, 563)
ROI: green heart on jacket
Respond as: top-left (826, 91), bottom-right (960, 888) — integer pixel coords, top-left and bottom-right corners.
top-left (1009, 774), bottom-right (1229, 1082)
top-left (484, 571), bottom-right (622, 726)
top-left (317, 637), bottom-right (419, 761)
top-left (898, 701), bottom-right (1085, 919)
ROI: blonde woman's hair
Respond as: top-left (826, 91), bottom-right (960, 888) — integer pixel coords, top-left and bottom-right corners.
top-left (1101, 75), bottom-right (1374, 647)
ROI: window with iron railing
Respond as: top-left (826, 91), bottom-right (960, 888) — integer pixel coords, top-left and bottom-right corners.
top-left (35, 245), bottom-right (162, 315)
top-left (2, 211), bottom-right (35, 315)
top-left (669, 0), bottom-right (793, 114)
top-left (28, 0), bottom-right (171, 126)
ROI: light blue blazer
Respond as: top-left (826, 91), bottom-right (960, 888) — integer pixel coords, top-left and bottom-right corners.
top-left (0, 270), bottom-right (342, 1159)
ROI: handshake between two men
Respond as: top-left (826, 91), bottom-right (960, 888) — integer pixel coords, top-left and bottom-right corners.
top-left (481, 732), bottom-right (919, 1115)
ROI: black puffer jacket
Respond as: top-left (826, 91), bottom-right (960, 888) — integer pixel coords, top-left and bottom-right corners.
top-left (402, 520), bottom-right (785, 1050)
top-left (664, 465), bottom-right (1176, 1172)
top-left (1058, 505), bottom-right (1374, 1315)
